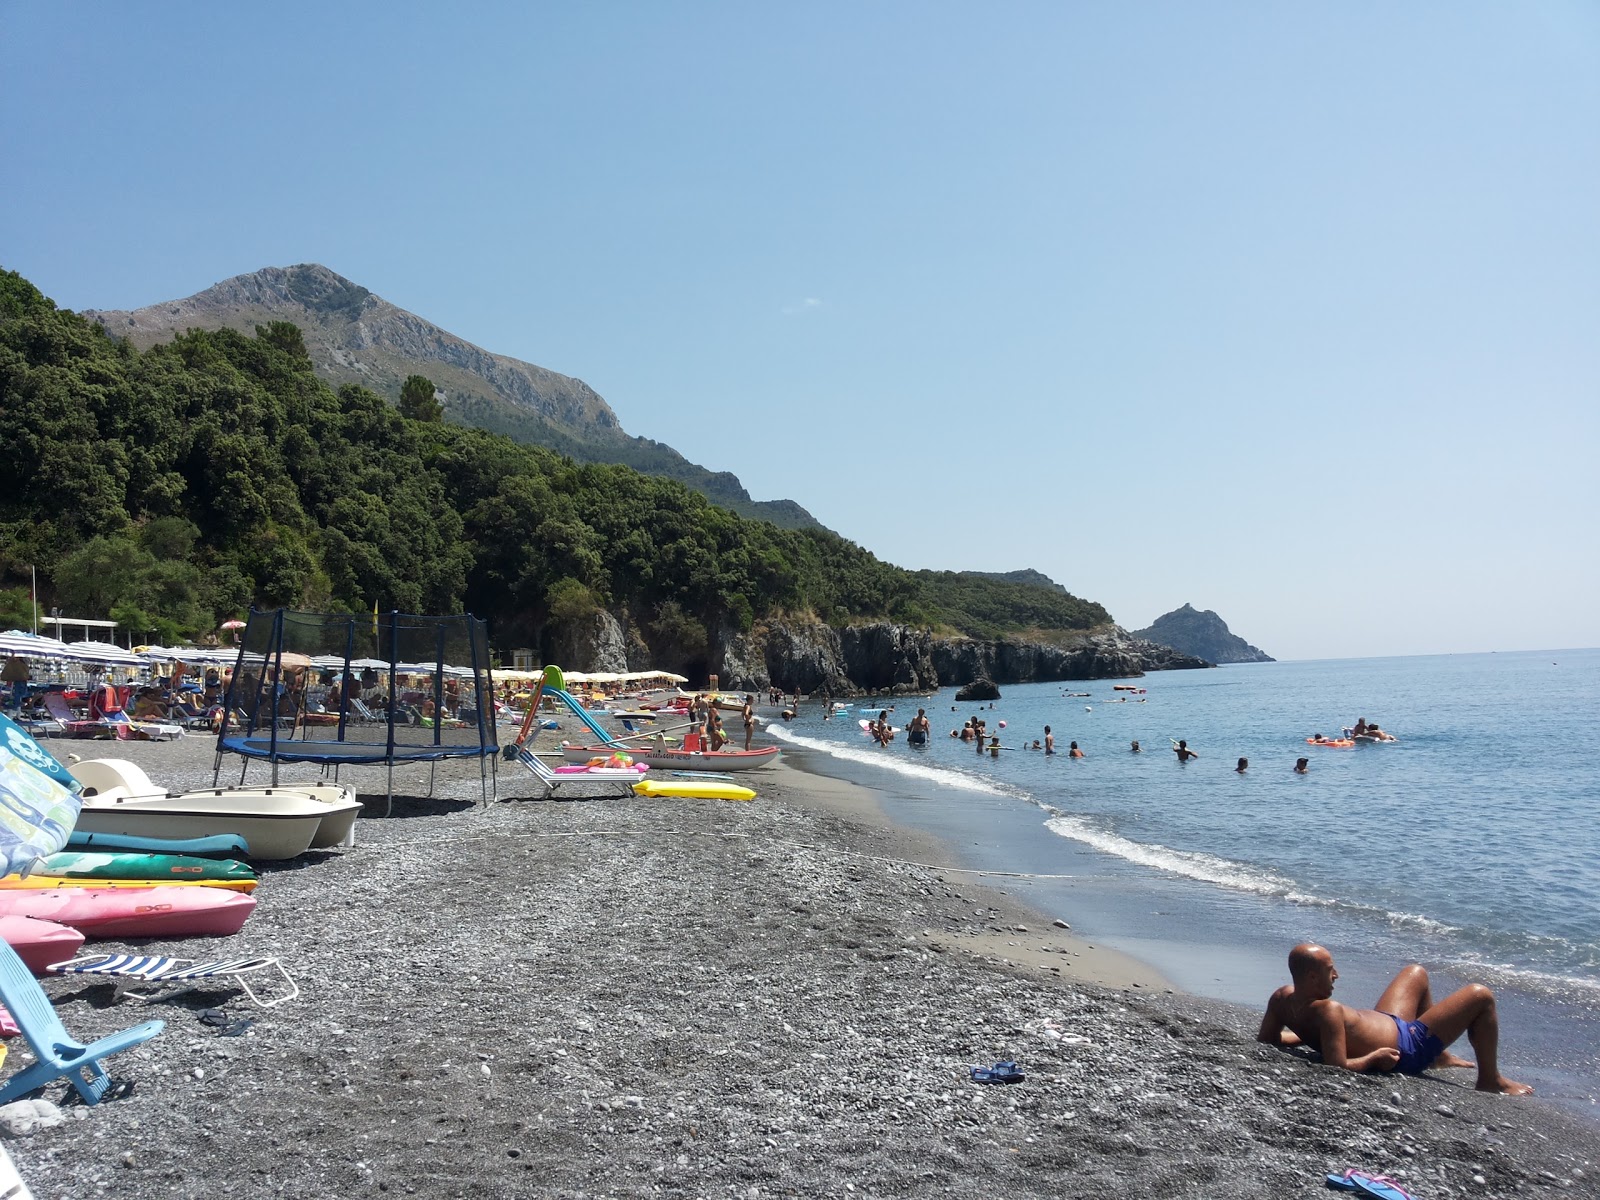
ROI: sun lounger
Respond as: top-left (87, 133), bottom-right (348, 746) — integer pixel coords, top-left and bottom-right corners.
top-left (0, 939), bottom-right (163, 1106)
top-left (49, 953), bottom-right (298, 1009)
top-left (105, 712), bottom-right (184, 741)
top-left (513, 745), bottom-right (643, 800)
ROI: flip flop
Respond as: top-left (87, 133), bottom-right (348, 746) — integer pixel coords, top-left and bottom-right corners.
top-left (1326, 1170), bottom-right (1415, 1200)
top-left (970, 1060), bottom-right (1025, 1085)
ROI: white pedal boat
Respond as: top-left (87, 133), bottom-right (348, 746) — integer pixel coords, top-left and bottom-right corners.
top-left (68, 759), bottom-right (363, 860)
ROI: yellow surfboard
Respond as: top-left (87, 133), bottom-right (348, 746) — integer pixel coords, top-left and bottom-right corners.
top-left (632, 779), bottom-right (756, 802)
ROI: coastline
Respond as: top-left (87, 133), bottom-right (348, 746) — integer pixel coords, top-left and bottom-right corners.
top-left (9, 733), bottom-right (1599, 1197)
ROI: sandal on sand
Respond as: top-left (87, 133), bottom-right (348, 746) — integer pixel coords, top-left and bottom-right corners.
top-left (970, 1061), bottom-right (1025, 1085)
top-left (1326, 1170), bottom-right (1414, 1200)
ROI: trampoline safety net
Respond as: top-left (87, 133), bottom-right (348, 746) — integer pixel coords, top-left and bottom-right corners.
top-left (215, 608), bottom-right (499, 812)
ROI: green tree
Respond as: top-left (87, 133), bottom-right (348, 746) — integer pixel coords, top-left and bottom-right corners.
top-left (399, 374), bottom-right (443, 422)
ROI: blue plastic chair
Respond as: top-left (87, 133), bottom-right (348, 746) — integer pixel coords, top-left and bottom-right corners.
top-left (0, 938), bottom-right (163, 1106)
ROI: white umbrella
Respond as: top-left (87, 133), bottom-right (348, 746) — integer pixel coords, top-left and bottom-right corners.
top-left (0, 630), bottom-right (76, 660)
top-left (66, 640), bottom-right (146, 666)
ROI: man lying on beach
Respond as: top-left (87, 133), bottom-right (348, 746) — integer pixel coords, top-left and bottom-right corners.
top-left (1257, 943), bottom-right (1533, 1094)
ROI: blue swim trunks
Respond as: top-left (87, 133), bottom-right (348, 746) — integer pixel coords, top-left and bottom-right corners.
top-left (1389, 1014), bottom-right (1445, 1074)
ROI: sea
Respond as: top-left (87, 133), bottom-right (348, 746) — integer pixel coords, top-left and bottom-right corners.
top-left (762, 647), bottom-right (1600, 1111)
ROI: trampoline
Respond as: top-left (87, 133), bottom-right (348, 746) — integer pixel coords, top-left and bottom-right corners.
top-left (213, 609), bottom-right (499, 816)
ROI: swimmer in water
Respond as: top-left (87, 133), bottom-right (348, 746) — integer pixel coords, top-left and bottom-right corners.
top-left (1173, 740), bottom-right (1198, 763)
top-left (1068, 741), bottom-right (1084, 759)
top-left (1044, 725), bottom-right (1055, 755)
top-left (1236, 757), bottom-right (1248, 773)
top-left (1130, 740), bottom-right (1141, 753)
top-left (1294, 757), bottom-right (1310, 774)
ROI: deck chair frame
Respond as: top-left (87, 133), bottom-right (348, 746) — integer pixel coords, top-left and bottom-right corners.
top-left (49, 953), bottom-right (299, 1009)
top-left (0, 939), bottom-right (163, 1106)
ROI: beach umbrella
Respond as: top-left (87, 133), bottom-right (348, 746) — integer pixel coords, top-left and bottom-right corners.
top-left (220, 619), bottom-right (247, 632)
top-left (0, 712), bottom-right (81, 878)
top-left (65, 640), bottom-right (145, 667)
top-left (0, 630), bottom-right (75, 661)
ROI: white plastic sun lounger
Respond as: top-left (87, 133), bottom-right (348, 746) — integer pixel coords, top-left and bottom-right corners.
top-left (50, 953), bottom-right (299, 1008)
top-left (513, 745), bottom-right (642, 800)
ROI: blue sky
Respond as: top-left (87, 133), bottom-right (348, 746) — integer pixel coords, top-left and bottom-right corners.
top-left (4, 2), bottom-right (1596, 660)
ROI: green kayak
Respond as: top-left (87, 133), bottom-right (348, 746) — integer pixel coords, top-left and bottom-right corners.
top-left (36, 851), bottom-right (260, 884)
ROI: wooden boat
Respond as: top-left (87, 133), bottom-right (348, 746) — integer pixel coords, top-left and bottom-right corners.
top-left (0, 915), bottom-right (85, 975)
top-left (69, 758), bottom-right (363, 859)
top-left (0, 886), bottom-right (257, 938)
top-left (560, 743), bottom-right (778, 772)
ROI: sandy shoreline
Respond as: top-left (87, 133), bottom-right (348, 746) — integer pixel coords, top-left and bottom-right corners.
top-left (7, 730), bottom-right (1599, 1198)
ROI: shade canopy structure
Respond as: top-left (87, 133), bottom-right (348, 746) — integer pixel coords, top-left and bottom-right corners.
top-left (0, 631), bottom-right (78, 661)
top-left (213, 609), bottom-right (499, 815)
top-left (66, 641), bottom-right (145, 667)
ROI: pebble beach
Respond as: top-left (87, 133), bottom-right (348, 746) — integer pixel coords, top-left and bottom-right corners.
top-left (8, 732), bottom-right (1600, 1199)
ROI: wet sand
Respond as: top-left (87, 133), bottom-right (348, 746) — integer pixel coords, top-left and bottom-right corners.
top-left (7, 732), bottom-right (1598, 1198)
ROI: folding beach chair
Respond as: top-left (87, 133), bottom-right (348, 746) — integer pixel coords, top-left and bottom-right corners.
top-left (49, 953), bottom-right (299, 1009)
top-left (40, 693), bottom-right (110, 739)
top-left (513, 745), bottom-right (643, 800)
top-left (0, 939), bottom-right (163, 1106)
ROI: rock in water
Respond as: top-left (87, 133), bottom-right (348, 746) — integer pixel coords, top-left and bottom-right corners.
top-left (955, 678), bottom-right (1001, 702)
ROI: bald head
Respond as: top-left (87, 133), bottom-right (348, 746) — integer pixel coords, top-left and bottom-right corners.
top-left (1288, 943), bottom-right (1331, 981)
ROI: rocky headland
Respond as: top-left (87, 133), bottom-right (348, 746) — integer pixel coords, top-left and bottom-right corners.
top-left (1133, 603), bottom-right (1274, 665)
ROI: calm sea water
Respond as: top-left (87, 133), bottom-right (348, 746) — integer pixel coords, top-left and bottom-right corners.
top-left (764, 648), bottom-right (1600, 1105)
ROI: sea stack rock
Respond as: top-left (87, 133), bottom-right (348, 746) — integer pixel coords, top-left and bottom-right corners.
top-left (955, 678), bottom-right (1001, 702)
top-left (1133, 604), bottom-right (1274, 664)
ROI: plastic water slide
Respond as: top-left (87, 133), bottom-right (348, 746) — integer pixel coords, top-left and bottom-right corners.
top-left (543, 688), bottom-right (626, 745)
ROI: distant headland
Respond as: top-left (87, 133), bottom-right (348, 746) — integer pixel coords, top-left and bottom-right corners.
top-left (1133, 604), bottom-right (1274, 664)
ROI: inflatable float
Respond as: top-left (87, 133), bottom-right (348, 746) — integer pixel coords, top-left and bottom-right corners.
top-left (1306, 737), bottom-right (1355, 748)
top-left (633, 779), bottom-right (756, 802)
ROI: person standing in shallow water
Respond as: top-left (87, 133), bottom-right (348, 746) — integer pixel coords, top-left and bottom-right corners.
top-left (1173, 740), bottom-right (1198, 763)
top-left (1044, 726), bottom-right (1055, 755)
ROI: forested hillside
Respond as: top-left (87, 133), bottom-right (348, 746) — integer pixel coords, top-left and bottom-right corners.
top-left (0, 269), bottom-right (1109, 659)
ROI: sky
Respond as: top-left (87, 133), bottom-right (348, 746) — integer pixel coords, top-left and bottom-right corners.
top-left (4, 2), bottom-right (1597, 660)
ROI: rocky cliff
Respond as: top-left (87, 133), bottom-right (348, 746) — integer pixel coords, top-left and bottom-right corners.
top-left (1132, 604), bottom-right (1274, 664)
top-left (696, 622), bottom-right (1210, 694)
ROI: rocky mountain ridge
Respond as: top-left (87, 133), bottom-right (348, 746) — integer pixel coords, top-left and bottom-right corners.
top-left (1133, 603), bottom-right (1273, 664)
top-left (81, 264), bottom-right (820, 530)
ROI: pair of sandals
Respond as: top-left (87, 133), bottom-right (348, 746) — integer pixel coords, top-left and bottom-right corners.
top-left (969, 1060), bottom-right (1025, 1085)
top-left (1327, 1170), bottom-right (1414, 1200)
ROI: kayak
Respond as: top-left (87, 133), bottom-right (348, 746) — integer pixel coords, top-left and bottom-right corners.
top-left (0, 886), bottom-right (257, 938)
top-left (560, 744), bottom-right (778, 772)
top-left (66, 829), bottom-right (251, 860)
top-left (633, 779), bottom-right (756, 802)
top-left (0, 874), bottom-right (257, 894)
top-left (0, 915), bottom-right (85, 975)
top-left (37, 851), bottom-right (258, 885)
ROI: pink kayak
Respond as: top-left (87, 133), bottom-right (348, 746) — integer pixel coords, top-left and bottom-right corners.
top-left (0, 886), bottom-right (256, 939)
top-left (0, 915), bottom-right (86, 975)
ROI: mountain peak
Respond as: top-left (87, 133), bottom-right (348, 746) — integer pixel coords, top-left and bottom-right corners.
top-left (80, 266), bottom-right (822, 530)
